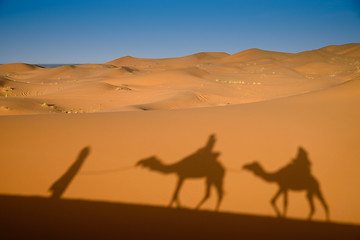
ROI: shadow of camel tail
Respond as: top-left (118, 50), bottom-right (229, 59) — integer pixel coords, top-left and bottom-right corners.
top-left (49, 146), bottom-right (91, 199)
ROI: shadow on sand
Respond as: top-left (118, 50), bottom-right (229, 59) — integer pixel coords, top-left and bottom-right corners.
top-left (136, 134), bottom-right (225, 211)
top-left (0, 195), bottom-right (359, 240)
top-left (243, 147), bottom-right (330, 221)
top-left (2, 141), bottom-right (350, 239)
top-left (49, 146), bottom-right (90, 199)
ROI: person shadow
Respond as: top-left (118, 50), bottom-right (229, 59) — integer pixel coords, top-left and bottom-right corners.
top-left (243, 146), bottom-right (330, 221)
top-left (136, 134), bottom-right (225, 211)
top-left (49, 146), bottom-right (91, 199)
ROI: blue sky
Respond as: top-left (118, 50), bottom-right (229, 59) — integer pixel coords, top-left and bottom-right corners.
top-left (0, 0), bottom-right (359, 63)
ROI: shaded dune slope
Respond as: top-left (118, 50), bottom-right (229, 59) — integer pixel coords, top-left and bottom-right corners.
top-left (0, 195), bottom-right (359, 240)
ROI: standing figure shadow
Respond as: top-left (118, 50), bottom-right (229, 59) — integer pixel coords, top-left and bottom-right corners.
top-left (49, 146), bottom-right (91, 199)
top-left (136, 134), bottom-right (225, 211)
top-left (243, 146), bottom-right (330, 221)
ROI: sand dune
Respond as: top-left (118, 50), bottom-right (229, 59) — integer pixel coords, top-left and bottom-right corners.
top-left (216, 48), bottom-right (292, 64)
top-left (1, 73), bottom-right (360, 223)
top-left (135, 91), bottom-right (211, 110)
top-left (0, 43), bottom-right (360, 227)
top-left (319, 43), bottom-right (360, 57)
top-left (0, 45), bottom-right (358, 115)
top-left (106, 52), bottom-right (230, 71)
top-left (1, 43), bottom-right (359, 115)
top-left (0, 63), bottom-right (42, 72)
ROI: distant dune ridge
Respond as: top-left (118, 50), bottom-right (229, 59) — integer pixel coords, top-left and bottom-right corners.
top-left (1, 43), bottom-right (360, 229)
top-left (0, 63), bottom-right (42, 72)
top-left (0, 43), bottom-right (359, 114)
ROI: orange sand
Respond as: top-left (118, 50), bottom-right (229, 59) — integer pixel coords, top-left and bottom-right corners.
top-left (0, 43), bottom-right (359, 225)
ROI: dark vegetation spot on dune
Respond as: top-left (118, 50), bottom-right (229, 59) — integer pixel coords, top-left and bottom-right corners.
top-left (138, 106), bottom-right (150, 111)
top-left (115, 85), bottom-right (132, 91)
top-left (41, 102), bottom-right (55, 107)
top-left (121, 66), bottom-right (138, 73)
top-left (0, 106), bottom-right (11, 110)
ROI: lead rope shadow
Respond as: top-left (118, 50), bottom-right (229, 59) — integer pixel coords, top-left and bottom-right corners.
top-left (136, 134), bottom-right (225, 211)
top-left (49, 146), bottom-right (91, 199)
top-left (243, 146), bottom-right (330, 221)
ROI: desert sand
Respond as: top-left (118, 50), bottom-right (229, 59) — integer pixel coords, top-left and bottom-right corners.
top-left (1, 43), bottom-right (360, 231)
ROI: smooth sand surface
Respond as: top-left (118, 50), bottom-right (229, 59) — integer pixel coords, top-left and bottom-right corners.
top-left (0, 43), bottom-right (359, 225)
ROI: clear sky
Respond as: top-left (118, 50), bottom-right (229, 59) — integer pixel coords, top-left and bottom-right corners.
top-left (0, 0), bottom-right (359, 64)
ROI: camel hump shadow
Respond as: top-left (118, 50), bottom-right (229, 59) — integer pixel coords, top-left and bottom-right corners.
top-left (136, 134), bottom-right (225, 211)
top-left (243, 146), bottom-right (330, 221)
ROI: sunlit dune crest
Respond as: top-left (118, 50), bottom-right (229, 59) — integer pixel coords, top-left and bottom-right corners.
top-left (0, 63), bottom-right (42, 72)
top-left (0, 43), bottom-right (359, 115)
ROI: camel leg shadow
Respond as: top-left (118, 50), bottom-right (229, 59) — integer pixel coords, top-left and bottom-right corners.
top-left (196, 178), bottom-right (223, 211)
top-left (271, 189), bottom-right (283, 218)
top-left (195, 179), bottom-right (211, 210)
top-left (169, 178), bottom-right (184, 208)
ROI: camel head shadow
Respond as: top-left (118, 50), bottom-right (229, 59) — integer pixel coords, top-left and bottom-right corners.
top-left (136, 134), bottom-right (225, 211)
top-left (136, 156), bottom-right (161, 169)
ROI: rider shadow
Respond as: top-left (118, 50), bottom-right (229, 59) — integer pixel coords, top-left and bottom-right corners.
top-left (243, 146), bottom-right (330, 221)
top-left (49, 146), bottom-right (91, 199)
top-left (136, 134), bottom-right (226, 211)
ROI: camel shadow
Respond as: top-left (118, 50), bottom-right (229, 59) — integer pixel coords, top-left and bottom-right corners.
top-left (243, 146), bottom-right (330, 221)
top-left (49, 146), bottom-right (91, 199)
top-left (136, 134), bottom-right (225, 211)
